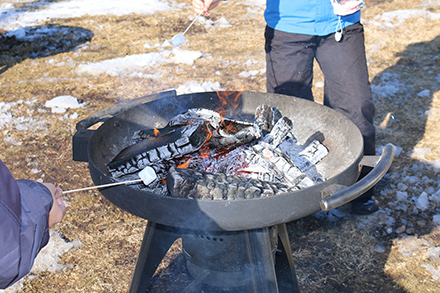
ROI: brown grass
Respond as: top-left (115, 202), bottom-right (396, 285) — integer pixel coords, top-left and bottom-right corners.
top-left (1, 0), bottom-right (440, 292)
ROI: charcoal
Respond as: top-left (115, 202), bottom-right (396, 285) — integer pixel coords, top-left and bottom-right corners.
top-left (166, 166), bottom-right (296, 199)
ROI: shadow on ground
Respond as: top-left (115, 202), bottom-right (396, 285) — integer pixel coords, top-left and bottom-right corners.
top-left (0, 24), bottom-right (93, 74)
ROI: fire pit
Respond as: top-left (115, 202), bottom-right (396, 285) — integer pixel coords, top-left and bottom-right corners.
top-left (73, 90), bottom-right (394, 292)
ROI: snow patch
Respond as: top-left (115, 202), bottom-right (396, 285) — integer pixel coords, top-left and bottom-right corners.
top-left (45, 95), bottom-right (84, 113)
top-left (0, 0), bottom-right (174, 30)
top-left (2, 231), bottom-right (82, 292)
top-left (175, 81), bottom-right (222, 95)
top-left (77, 49), bottom-right (202, 76)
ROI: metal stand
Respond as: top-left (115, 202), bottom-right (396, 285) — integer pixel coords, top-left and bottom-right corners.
top-left (129, 222), bottom-right (299, 293)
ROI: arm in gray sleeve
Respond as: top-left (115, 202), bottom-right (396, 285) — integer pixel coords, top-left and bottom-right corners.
top-left (0, 159), bottom-right (53, 289)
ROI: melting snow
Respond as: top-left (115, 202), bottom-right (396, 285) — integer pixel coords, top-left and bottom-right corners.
top-left (0, 0), bottom-right (173, 30)
top-left (2, 231), bottom-right (82, 292)
top-left (44, 95), bottom-right (84, 113)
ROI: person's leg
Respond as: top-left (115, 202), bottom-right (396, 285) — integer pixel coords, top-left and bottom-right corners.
top-left (265, 26), bottom-right (316, 100)
top-left (316, 22), bottom-right (377, 214)
top-left (315, 22), bottom-right (375, 155)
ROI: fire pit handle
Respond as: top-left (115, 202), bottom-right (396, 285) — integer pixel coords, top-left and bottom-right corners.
top-left (320, 144), bottom-right (395, 211)
top-left (75, 90), bottom-right (177, 130)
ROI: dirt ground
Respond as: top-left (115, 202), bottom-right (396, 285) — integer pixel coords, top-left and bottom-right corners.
top-left (1, 0), bottom-right (440, 292)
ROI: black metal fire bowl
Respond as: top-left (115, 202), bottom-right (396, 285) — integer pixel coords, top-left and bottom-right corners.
top-left (73, 90), bottom-right (394, 232)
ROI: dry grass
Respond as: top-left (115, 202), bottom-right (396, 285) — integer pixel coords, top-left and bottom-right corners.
top-left (1, 0), bottom-right (440, 292)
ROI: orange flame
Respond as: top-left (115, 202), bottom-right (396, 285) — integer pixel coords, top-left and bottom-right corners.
top-left (177, 158), bottom-right (192, 169)
top-left (154, 128), bottom-right (160, 137)
top-left (199, 145), bottom-right (210, 159)
top-left (216, 91), bottom-right (243, 113)
top-left (205, 123), bottom-right (213, 141)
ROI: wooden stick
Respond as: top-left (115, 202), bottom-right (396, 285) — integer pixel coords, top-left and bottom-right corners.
top-left (62, 179), bottom-right (143, 194)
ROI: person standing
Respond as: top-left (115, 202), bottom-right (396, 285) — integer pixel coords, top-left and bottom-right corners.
top-left (0, 158), bottom-right (66, 289)
top-left (192, 0), bottom-right (378, 215)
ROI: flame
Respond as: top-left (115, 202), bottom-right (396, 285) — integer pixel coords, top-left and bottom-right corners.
top-left (161, 179), bottom-right (167, 185)
top-left (199, 145), bottom-right (210, 159)
top-left (205, 123), bottom-right (213, 141)
top-left (177, 158), bottom-right (192, 169)
top-left (154, 128), bottom-right (160, 137)
top-left (216, 91), bottom-right (242, 113)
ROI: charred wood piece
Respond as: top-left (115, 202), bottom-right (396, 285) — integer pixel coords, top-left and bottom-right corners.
top-left (246, 136), bottom-right (328, 187)
top-left (108, 122), bottom-right (210, 177)
top-left (215, 123), bottom-right (261, 149)
top-left (251, 145), bottom-right (306, 186)
top-left (166, 166), bottom-right (297, 200)
top-left (254, 104), bottom-right (282, 134)
top-left (280, 140), bottom-right (328, 173)
top-left (168, 108), bottom-right (223, 129)
top-left (277, 139), bottom-right (328, 187)
top-left (261, 116), bottom-right (294, 147)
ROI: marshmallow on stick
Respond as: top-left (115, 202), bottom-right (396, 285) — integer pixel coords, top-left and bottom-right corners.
top-left (63, 166), bottom-right (157, 194)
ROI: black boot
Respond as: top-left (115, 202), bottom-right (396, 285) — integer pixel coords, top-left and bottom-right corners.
top-left (351, 167), bottom-right (379, 215)
top-left (351, 188), bottom-right (379, 215)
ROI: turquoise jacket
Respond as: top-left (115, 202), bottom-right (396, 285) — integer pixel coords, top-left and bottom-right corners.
top-left (264, 0), bottom-right (361, 36)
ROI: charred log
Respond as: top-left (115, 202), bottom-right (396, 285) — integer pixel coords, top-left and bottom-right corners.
top-left (254, 104), bottom-right (282, 134)
top-left (108, 122), bottom-right (210, 177)
top-left (168, 108), bottom-right (223, 129)
top-left (261, 116), bottom-right (294, 147)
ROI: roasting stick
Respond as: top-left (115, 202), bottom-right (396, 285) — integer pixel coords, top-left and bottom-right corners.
top-left (62, 179), bottom-right (143, 194)
top-left (62, 166), bottom-right (157, 195)
top-left (171, 11), bottom-right (203, 47)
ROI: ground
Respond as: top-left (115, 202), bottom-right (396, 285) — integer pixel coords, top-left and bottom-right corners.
top-left (1, 0), bottom-right (440, 292)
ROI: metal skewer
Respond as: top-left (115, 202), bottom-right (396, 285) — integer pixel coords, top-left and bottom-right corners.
top-left (62, 166), bottom-right (157, 194)
top-left (62, 179), bottom-right (143, 194)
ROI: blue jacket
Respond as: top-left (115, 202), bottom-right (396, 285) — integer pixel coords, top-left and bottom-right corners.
top-left (264, 0), bottom-right (361, 36)
top-left (0, 159), bottom-right (53, 289)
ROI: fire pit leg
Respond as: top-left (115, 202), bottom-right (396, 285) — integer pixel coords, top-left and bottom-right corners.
top-left (129, 221), bottom-right (180, 293)
top-left (243, 225), bottom-right (300, 293)
top-left (275, 224), bottom-right (300, 292)
top-left (243, 228), bottom-right (279, 292)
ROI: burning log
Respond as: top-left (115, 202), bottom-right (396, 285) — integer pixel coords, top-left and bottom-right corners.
top-left (108, 121), bottom-right (210, 177)
top-left (168, 108), bottom-right (223, 129)
top-left (166, 166), bottom-right (297, 200)
top-left (215, 122), bottom-right (261, 149)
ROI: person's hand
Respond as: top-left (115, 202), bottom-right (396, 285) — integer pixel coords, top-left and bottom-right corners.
top-left (192, 0), bottom-right (221, 15)
top-left (43, 183), bottom-right (66, 227)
